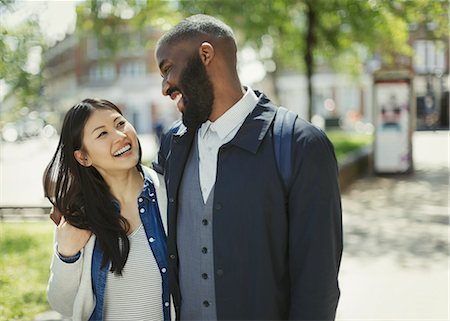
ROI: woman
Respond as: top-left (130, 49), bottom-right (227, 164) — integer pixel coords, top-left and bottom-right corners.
top-left (44, 98), bottom-right (171, 321)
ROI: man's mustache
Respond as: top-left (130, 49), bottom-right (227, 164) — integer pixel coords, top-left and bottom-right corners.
top-left (167, 87), bottom-right (182, 97)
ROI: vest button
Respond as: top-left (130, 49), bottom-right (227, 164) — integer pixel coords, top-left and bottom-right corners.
top-left (201, 247), bottom-right (208, 254)
top-left (169, 197), bottom-right (175, 203)
top-left (202, 219), bottom-right (208, 226)
top-left (203, 300), bottom-right (210, 307)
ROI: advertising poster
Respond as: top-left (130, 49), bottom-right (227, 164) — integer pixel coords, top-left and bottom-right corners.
top-left (374, 80), bottom-right (411, 173)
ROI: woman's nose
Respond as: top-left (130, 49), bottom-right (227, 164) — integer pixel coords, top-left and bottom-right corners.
top-left (113, 129), bottom-right (127, 141)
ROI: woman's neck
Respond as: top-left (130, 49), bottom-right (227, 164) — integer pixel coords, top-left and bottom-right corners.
top-left (100, 167), bottom-right (144, 205)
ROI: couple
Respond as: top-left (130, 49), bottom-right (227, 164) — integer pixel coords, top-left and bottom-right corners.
top-left (44, 14), bottom-right (343, 321)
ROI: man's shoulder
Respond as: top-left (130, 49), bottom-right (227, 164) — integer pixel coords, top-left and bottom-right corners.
top-left (291, 118), bottom-right (335, 163)
top-left (293, 117), bottom-right (324, 136)
top-left (251, 90), bottom-right (326, 144)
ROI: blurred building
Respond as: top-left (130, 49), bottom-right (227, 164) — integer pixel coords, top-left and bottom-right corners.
top-left (274, 71), bottom-right (373, 131)
top-left (43, 27), bottom-right (179, 135)
top-left (267, 18), bottom-right (449, 132)
top-left (410, 22), bottom-right (449, 130)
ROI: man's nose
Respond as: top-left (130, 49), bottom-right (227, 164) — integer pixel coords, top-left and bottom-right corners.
top-left (161, 79), bottom-right (170, 96)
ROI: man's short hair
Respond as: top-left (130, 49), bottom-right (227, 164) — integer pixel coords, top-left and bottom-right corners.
top-left (157, 14), bottom-right (235, 47)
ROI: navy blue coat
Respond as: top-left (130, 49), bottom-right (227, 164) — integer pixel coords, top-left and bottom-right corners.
top-left (155, 92), bottom-right (343, 320)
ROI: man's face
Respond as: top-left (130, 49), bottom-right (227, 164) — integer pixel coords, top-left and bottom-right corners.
top-left (156, 42), bottom-right (214, 129)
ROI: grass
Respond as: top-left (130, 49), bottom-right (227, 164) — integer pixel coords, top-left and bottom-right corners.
top-left (0, 221), bottom-right (54, 321)
top-left (327, 130), bottom-right (373, 161)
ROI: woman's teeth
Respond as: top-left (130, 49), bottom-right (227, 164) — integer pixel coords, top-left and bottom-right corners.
top-left (113, 144), bottom-right (131, 156)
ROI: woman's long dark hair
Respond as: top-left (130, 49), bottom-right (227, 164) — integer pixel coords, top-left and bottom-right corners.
top-left (43, 98), bottom-right (142, 275)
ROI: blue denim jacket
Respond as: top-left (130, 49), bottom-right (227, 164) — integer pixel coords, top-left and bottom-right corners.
top-left (60, 168), bottom-right (170, 321)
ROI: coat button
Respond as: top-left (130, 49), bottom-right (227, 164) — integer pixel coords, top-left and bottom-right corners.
top-left (215, 203), bottom-right (222, 210)
top-left (216, 269), bottom-right (224, 276)
top-left (169, 197), bottom-right (175, 203)
top-left (170, 254), bottom-right (176, 259)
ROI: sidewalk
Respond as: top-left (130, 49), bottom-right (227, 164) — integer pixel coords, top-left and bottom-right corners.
top-left (336, 130), bottom-right (449, 320)
top-left (33, 131), bottom-right (449, 321)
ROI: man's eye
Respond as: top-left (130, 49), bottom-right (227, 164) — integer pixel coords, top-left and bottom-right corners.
top-left (162, 66), bottom-right (171, 77)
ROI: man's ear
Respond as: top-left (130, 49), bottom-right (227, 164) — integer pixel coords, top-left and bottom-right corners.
top-left (199, 42), bottom-right (215, 65)
top-left (74, 150), bottom-right (92, 167)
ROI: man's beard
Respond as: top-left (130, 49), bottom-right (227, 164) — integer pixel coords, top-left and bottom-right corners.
top-left (178, 53), bottom-right (214, 130)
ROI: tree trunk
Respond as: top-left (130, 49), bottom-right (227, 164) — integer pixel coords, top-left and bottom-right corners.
top-left (304, 0), bottom-right (316, 121)
top-left (269, 67), bottom-right (281, 105)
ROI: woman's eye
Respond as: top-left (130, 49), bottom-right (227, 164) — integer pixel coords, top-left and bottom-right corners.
top-left (117, 121), bottom-right (126, 128)
top-left (97, 131), bottom-right (107, 138)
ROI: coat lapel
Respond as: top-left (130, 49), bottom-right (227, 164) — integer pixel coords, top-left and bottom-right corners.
top-left (166, 127), bottom-right (196, 207)
top-left (227, 92), bottom-right (277, 154)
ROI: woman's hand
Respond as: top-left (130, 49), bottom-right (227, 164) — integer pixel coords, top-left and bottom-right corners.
top-left (57, 216), bottom-right (92, 257)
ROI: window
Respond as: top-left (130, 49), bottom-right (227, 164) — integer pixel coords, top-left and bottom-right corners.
top-left (88, 63), bottom-right (116, 81)
top-left (119, 61), bottom-right (146, 77)
top-left (414, 40), bottom-right (446, 74)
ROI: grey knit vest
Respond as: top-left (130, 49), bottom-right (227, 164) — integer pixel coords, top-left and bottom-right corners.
top-left (177, 136), bottom-right (218, 320)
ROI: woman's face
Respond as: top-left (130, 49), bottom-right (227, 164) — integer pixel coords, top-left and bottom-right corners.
top-left (75, 108), bottom-right (140, 174)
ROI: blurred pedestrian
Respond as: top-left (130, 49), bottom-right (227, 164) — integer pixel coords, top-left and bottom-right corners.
top-left (44, 99), bottom-right (172, 321)
top-left (154, 14), bottom-right (343, 321)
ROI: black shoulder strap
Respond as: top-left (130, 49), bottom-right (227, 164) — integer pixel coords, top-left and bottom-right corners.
top-left (273, 106), bottom-right (298, 191)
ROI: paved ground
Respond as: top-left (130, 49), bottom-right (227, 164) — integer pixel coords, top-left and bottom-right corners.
top-left (336, 130), bottom-right (449, 320)
top-left (28, 130), bottom-right (449, 321)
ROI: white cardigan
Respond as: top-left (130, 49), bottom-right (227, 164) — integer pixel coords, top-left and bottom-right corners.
top-left (47, 169), bottom-right (173, 321)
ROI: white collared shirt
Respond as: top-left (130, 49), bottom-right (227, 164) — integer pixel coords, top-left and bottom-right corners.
top-left (197, 87), bottom-right (259, 203)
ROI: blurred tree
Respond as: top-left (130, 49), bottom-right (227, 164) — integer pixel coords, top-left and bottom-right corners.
top-left (75, 0), bottom-right (181, 61)
top-left (178, 0), bottom-right (448, 121)
top-left (1, 0), bottom-right (447, 124)
top-left (0, 5), bottom-right (47, 121)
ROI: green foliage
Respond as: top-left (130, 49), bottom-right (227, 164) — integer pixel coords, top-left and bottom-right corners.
top-left (0, 222), bottom-right (54, 321)
top-left (178, 0), bottom-right (447, 72)
top-left (176, 0), bottom-right (447, 120)
top-left (327, 130), bottom-right (373, 161)
top-left (64, 1), bottom-right (448, 121)
top-left (0, 0), bottom-right (14, 8)
top-left (0, 4), bottom-right (47, 121)
top-left (75, 0), bottom-right (182, 61)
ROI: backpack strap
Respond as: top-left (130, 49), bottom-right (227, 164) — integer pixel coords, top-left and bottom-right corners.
top-left (273, 107), bottom-right (298, 192)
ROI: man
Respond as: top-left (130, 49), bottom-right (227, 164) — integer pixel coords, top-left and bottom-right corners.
top-left (154, 14), bottom-right (342, 321)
